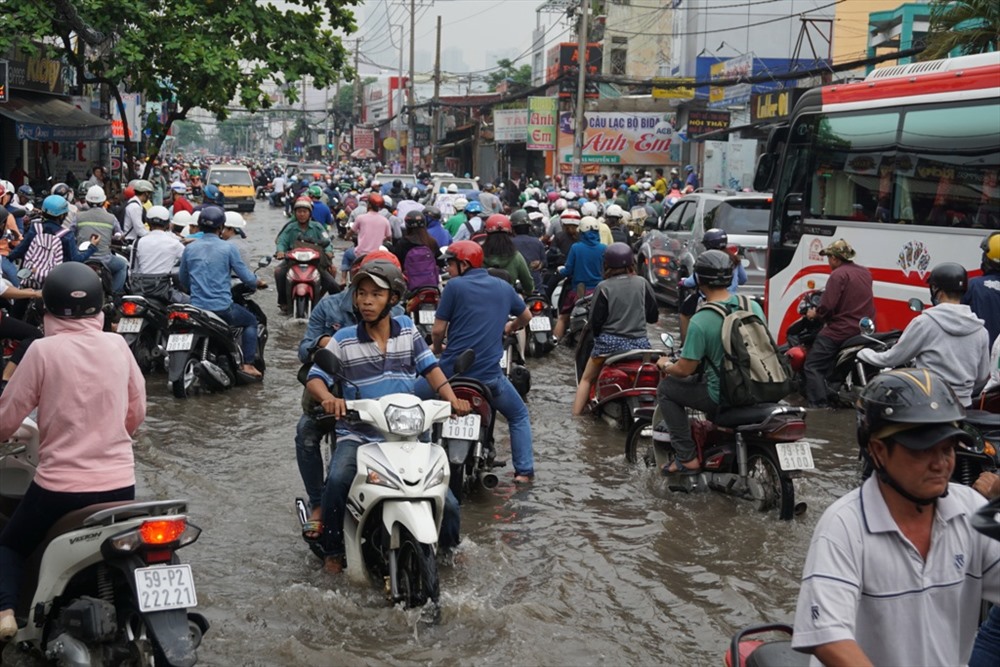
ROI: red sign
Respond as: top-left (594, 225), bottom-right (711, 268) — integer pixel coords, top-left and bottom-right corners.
top-left (353, 127), bottom-right (375, 151)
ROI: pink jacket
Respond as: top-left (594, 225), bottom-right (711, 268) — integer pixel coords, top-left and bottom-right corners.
top-left (0, 313), bottom-right (145, 492)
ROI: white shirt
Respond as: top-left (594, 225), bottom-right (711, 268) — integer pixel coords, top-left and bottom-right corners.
top-left (451, 216), bottom-right (482, 242)
top-left (272, 176), bottom-right (286, 194)
top-left (133, 229), bottom-right (184, 275)
top-left (792, 477), bottom-right (1000, 666)
top-left (122, 197), bottom-right (147, 241)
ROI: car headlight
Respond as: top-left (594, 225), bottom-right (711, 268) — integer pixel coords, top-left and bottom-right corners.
top-left (366, 466), bottom-right (400, 489)
top-left (385, 405), bottom-right (424, 436)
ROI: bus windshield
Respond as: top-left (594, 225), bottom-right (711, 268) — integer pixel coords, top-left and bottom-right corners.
top-left (774, 100), bottom-right (1000, 247)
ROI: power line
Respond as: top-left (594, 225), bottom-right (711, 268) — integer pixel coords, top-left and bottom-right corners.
top-left (608, 0), bottom-right (844, 37)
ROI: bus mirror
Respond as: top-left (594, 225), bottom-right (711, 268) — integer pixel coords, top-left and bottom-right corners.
top-left (754, 153), bottom-right (777, 192)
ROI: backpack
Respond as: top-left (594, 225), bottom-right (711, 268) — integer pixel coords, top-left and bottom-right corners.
top-left (464, 220), bottom-right (486, 244)
top-left (119, 200), bottom-right (146, 237)
top-left (21, 222), bottom-right (70, 288)
top-left (403, 245), bottom-right (439, 291)
top-left (700, 294), bottom-right (793, 408)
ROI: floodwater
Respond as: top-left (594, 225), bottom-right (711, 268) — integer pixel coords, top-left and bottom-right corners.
top-left (133, 203), bottom-right (862, 665)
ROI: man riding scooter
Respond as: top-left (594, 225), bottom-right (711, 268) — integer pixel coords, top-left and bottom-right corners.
top-left (274, 197), bottom-right (338, 315)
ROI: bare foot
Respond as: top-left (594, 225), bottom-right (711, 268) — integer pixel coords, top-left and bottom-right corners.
top-left (513, 474), bottom-right (533, 484)
top-left (0, 609), bottom-right (17, 641)
top-left (241, 364), bottom-right (263, 379)
top-left (323, 557), bottom-right (343, 574)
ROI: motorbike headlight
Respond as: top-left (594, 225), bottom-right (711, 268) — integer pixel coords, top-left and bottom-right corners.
top-left (385, 404), bottom-right (424, 436)
top-left (292, 251), bottom-right (313, 262)
top-left (426, 463), bottom-right (446, 488)
top-left (366, 466), bottom-right (400, 489)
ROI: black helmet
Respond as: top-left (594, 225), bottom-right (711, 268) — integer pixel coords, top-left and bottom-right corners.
top-left (604, 242), bottom-right (633, 270)
top-left (703, 228), bottom-right (728, 251)
top-left (42, 263), bottom-right (104, 319)
top-left (198, 205), bottom-right (226, 230)
top-left (393, 179), bottom-right (402, 189)
top-left (694, 249), bottom-right (733, 287)
top-left (404, 210), bottom-right (426, 229)
top-left (353, 260), bottom-right (408, 301)
top-left (423, 206), bottom-right (441, 220)
top-left (510, 209), bottom-right (529, 230)
top-left (52, 182), bottom-right (74, 201)
top-left (927, 262), bottom-right (968, 296)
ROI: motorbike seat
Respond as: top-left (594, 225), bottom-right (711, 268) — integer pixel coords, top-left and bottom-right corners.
top-left (964, 409), bottom-right (1000, 431)
top-left (714, 404), bottom-right (800, 429)
top-left (746, 641), bottom-right (810, 667)
top-left (603, 349), bottom-right (661, 366)
top-left (838, 330), bottom-right (902, 348)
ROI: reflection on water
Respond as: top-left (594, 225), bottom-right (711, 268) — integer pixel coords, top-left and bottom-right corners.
top-left (132, 206), bottom-right (860, 665)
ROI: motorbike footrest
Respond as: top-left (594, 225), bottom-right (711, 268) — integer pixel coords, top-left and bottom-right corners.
top-left (490, 459), bottom-right (507, 468)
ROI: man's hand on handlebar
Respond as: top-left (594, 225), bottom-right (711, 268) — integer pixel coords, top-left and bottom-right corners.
top-left (321, 395), bottom-right (348, 418)
top-left (449, 398), bottom-right (471, 416)
top-left (275, 251), bottom-right (285, 260)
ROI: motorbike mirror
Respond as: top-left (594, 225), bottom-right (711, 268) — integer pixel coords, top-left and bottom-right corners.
top-left (660, 332), bottom-right (675, 348)
top-left (859, 317), bottom-right (876, 335)
top-left (907, 297), bottom-right (925, 313)
top-left (16, 267), bottom-right (32, 281)
top-left (313, 348), bottom-right (343, 376)
top-left (257, 255), bottom-right (272, 268)
top-left (452, 348), bottom-right (476, 375)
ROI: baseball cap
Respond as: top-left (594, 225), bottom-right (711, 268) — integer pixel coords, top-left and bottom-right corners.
top-left (819, 239), bottom-right (856, 261)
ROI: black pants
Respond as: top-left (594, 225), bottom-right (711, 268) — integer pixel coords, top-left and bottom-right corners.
top-left (274, 261), bottom-right (340, 306)
top-left (803, 333), bottom-right (842, 405)
top-left (0, 314), bottom-right (43, 366)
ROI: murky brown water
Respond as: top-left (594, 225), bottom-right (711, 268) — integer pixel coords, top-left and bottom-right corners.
top-left (132, 204), bottom-right (862, 665)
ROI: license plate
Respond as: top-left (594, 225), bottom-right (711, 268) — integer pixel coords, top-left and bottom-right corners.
top-left (418, 309), bottom-right (436, 325)
top-left (134, 564), bottom-right (197, 613)
top-left (118, 317), bottom-right (143, 334)
top-left (775, 442), bottom-right (815, 471)
top-left (166, 333), bottom-right (194, 352)
top-left (528, 316), bottom-right (551, 332)
top-left (442, 414), bottom-right (481, 441)
top-left (499, 350), bottom-right (508, 368)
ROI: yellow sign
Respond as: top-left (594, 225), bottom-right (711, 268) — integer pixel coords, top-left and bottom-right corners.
top-left (651, 78), bottom-right (695, 100)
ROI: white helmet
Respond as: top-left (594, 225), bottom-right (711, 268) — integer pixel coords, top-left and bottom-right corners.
top-left (170, 180), bottom-right (188, 193)
top-left (172, 210), bottom-right (194, 227)
top-left (146, 205), bottom-right (171, 224)
top-left (605, 204), bottom-right (624, 218)
top-left (447, 183), bottom-right (458, 193)
top-left (224, 211), bottom-right (246, 228)
top-left (454, 197), bottom-right (468, 211)
top-left (581, 201), bottom-right (598, 217)
top-left (579, 216), bottom-right (599, 233)
top-left (85, 185), bottom-right (107, 205)
top-left (553, 198), bottom-right (567, 213)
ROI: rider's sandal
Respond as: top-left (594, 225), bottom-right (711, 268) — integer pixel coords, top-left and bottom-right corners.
top-left (661, 456), bottom-right (701, 476)
top-left (301, 520), bottom-right (323, 543)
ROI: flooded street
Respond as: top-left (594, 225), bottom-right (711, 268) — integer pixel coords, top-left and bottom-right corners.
top-left (133, 204), bottom-right (863, 665)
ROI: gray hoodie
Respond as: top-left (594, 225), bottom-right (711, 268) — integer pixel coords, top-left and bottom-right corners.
top-left (857, 302), bottom-right (989, 405)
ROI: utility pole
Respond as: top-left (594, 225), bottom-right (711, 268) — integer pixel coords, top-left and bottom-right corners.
top-left (408, 0), bottom-right (417, 171)
top-left (571, 0), bottom-right (589, 179)
top-left (353, 39), bottom-right (362, 126)
top-left (431, 15), bottom-right (442, 170)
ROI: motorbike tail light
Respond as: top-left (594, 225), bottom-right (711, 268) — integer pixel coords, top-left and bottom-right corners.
top-left (140, 519), bottom-right (187, 545)
top-left (767, 420), bottom-right (807, 442)
top-left (418, 290), bottom-right (439, 304)
top-left (984, 440), bottom-right (996, 458)
top-left (168, 311), bottom-right (190, 321)
top-left (637, 367), bottom-right (660, 387)
top-left (726, 244), bottom-right (740, 256)
top-left (120, 301), bottom-right (142, 316)
top-left (105, 519), bottom-right (200, 556)
top-left (530, 300), bottom-right (545, 313)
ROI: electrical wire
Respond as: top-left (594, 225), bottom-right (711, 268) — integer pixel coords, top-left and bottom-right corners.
top-left (608, 0), bottom-right (845, 37)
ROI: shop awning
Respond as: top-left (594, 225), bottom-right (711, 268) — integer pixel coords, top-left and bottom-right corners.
top-left (0, 95), bottom-right (111, 142)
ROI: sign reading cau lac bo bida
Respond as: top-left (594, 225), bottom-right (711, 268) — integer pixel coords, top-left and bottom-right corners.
top-left (557, 112), bottom-right (676, 166)
top-left (526, 97), bottom-right (558, 151)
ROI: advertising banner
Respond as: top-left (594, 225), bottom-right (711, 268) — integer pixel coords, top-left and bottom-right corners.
top-left (526, 97), bottom-right (558, 151)
top-left (709, 53), bottom-right (754, 108)
top-left (556, 111), bottom-right (676, 166)
top-left (545, 42), bottom-right (602, 99)
top-left (687, 110), bottom-right (731, 139)
top-left (651, 78), bottom-right (695, 100)
top-left (353, 127), bottom-right (375, 151)
top-left (111, 93), bottom-right (142, 141)
top-left (750, 88), bottom-right (803, 124)
top-left (494, 109), bottom-right (528, 143)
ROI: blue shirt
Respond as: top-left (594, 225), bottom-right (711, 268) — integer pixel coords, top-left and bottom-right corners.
top-left (298, 290), bottom-right (404, 362)
top-left (559, 231), bottom-right (606, 290)
top-left (307, 315), bottom-right (437, 398)
top-left (7, 219), bottom-right (97, 264)
top-left (311, 200), bottom-right (334, 228)
top-left (436, 267), bottom-right (526, 380)
top-left (963, 274), bottom-right (1000, 347)
top-left (178, 234), bottom-right (256, 311)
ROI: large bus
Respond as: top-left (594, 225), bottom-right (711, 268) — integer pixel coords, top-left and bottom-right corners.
top-left (755, 51), bottom-right (1000, 342)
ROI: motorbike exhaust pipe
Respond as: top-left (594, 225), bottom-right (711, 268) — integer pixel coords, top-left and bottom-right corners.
top-left (481, 472), bottom-right (499, 489)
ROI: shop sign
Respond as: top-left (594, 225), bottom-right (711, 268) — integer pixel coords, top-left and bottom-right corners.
top-left (709, 53), bottom-right (754, 108)
top-left (111, 93), bottom-right (142, 141)
top-left (494, 109), bottom-right (528, 143)
top-left (687, 110), bottom-right (731, 138)
top-left (557, 111), bottom-right (676, 166)
top-left (750, 89), bottom-right (803, 124)
top-left (353, 127), bottom-right (375, 151)
top-left (3, 46), bottom-right (70, 95)
top-left (414, 124), bottom-right (431, 148)
top-left (527, 97), bottom-right (558, 151)
top-left (545, 42), bottom-right (602, 99)
top-left (651, 78), bottom-right (695, 100)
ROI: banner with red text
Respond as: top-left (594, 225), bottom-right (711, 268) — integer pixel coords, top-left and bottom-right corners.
top-left (557, 111), bottom-right (676, 166)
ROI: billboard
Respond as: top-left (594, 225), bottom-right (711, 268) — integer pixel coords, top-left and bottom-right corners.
top-left (526, 97), bottom-right (557, 151)
top-left (111, 93), bottom-right (142, 141)
top-left (709, 53), bottom-right (753, 107)
top-left (545, 42), bottom-right (602, 98)
top-left (494, 109), bottom-right (528, 143)
top-left (687, 110), bottom-right (731, 138)
top-left (556, 111), bottom-right (676, 166)
top-left (353, 127), bottom-right (375, 151)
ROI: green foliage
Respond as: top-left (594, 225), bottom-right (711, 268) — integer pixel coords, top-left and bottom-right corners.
top-left (170, 120), bottom-right (206, 148)
top-left (486, 58), bottom-right (533, 92)
top-left (921, 0), bottom-right (1000, 60)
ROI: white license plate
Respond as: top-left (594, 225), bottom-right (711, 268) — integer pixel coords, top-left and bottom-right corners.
top-left (134, 564), bottom-right (197, 613)
top-left (528, 316), bottom-right (551, 332)
top-left (418, 309), bottom-right (436, 325)
top-left (775, 442), bottom-right (815, 471)
top-left (166, 333), bottom-right (194, 352)
top-left (499, 350), bottom-right (508, 368)
top-left (442, 414), bottom-right (481, 440)
top-left (118, 317), bottom-right (143, 334)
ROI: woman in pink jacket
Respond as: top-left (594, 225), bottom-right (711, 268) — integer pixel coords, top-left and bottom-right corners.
top-left (0, 263), bottom-right (145, 640)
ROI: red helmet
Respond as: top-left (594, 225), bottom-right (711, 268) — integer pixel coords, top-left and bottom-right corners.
top-left (368, 193), bottom-right (384, 209)
top-left (443, 240), bottom-right (484, 269)
top-left (484, 214), bottom-right (512, 234)
top-left (785, 345), bottom-right (807, 373)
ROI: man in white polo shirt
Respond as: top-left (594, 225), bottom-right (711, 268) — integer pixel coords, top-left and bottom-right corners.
top-left (792, 368), bottom-right (1000, 667)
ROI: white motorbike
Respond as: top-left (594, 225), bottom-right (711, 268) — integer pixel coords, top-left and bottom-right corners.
top-left (0, 419), bottom-right (208, 665)
top-left (306, 348), bottom-right (468, 611)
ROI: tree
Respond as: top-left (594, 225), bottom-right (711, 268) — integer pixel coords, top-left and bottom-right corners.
top-left (486, 58), bottom-right (533, 92)
top-left (921, 0), bottom-right (1000, 60)
top-left (333, 77), bottom-right (377, 116)
top-left (2, 0), bottom-right (360, 176)
top-left (170, 120), bottom-right (206, 149)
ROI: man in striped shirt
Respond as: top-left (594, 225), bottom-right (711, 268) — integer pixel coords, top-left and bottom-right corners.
top-left (306, 260), bottom-right (469, 574)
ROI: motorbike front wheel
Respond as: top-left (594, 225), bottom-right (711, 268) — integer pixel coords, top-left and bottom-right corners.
top-left (747, 446), bottom-right (795, 520)
top-left (394, 528), bottom-right (440, 610)
top-left (294, 295), bottom-right (309, 319)
top-left (624, 417), bottom-right (655, 467)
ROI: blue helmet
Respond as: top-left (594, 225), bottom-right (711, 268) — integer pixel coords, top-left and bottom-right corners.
top-left (203, 184), bottom-right (224, 204)
top-left (198, 205), bottom-right (226, 230)
top-left (465, 200), bottom-right (483, 214)
top-left (42, 194), bottom-right (70, 217)
top-left (684, 165), bottom-right (694, 172)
